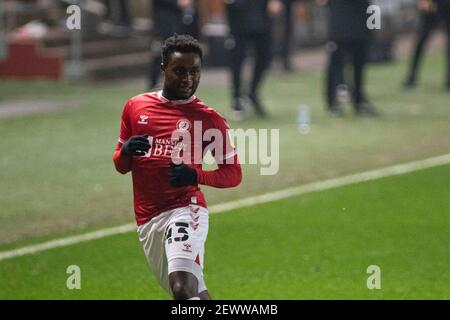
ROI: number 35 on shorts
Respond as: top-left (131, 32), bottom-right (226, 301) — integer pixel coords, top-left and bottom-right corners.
top-left (165, 222), bottom-right (189, 245)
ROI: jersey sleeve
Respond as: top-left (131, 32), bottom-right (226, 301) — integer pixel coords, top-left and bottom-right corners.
top-left (205, 111), bottom-right (237, 164)
top-left (196, 155), bottom-right (242, 188)
top-left (196, 110), bottom-right (242, 188)
top-left (118, 99), bottom-right (132, 144)
top-left (113, 100), bottom-right (133, 174)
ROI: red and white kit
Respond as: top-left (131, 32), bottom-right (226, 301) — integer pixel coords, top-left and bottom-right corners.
top-left (113, 91), bottom-right (241, 293)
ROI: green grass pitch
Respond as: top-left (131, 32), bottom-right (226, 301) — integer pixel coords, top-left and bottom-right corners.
top-left (1, 164), bottom-right (449, 299)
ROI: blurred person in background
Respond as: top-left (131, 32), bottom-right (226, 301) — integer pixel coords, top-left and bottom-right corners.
top-left (225, 0), bottom-right (283, 120)
top-left (148, 0), bottom-right (199, 90)
top-left (99, 0), bottom-right (131, 35)
top-left (0, 18), bottom-right (4, 101)
top-left (0, 2), bottom-right (5, 98)
top-left (403, 0), bottom-right (450, 90)
top-left (320, 0), bottom-right (378, 117)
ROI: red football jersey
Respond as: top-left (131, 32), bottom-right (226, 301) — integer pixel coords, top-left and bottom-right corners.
top-left (114, 91), bottom-right (237, 226)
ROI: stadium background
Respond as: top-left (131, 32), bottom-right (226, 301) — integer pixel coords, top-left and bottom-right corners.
top-left (0, 0), bottom-right (449, 299)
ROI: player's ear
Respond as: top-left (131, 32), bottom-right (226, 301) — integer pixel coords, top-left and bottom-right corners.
top-left (160, 62), bottom-right (165, 72)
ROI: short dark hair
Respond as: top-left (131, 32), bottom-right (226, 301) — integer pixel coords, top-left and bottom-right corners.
top-left (161, 34), bottom-right (203, 66)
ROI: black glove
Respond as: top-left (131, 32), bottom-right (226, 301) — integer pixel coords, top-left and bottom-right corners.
top-left (121, 135), bottom-right (151, 156)
top-left (168, 162), bottom-right (198, 187)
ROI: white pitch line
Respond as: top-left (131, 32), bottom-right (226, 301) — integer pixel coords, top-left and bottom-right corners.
top-left (1, 153), bottom-right (449, 262)
top-left (0, 224), bottom-right (136, 262)
top-left (208, 153), bottom-right (450, 213)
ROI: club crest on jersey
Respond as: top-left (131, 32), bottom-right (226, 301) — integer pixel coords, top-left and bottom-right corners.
top-left (138, 115), bottom-right (149, 125)
top-left (176, 119), bottom-right (191, 131)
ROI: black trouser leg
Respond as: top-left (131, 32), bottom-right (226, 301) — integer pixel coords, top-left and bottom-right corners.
top-left (229, 35), bottom-right (246, 101)
top-left (446, 24), bottom-right (450, 87)
top-left (148, 37), bottom-right (165, 90)
top-left (326, 42), bottom-right (345, 109)
top-left (407, 13), bottom-right (437, 82)
top-left (118, 0), bottom-right (130, 25)
top-left (442, 10), bottom-right (450, 87)
top-left (281, 0), bottom-right (293, 69)
top-left (103, 0), bottom-right (111, 19)
top-left (250, 33), bottom-right (272, 97)
top-left (352, 41), bottom-right (368, 106)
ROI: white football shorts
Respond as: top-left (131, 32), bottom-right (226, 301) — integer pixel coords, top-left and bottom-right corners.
top-left (137, 204), bottom-right (209, 295)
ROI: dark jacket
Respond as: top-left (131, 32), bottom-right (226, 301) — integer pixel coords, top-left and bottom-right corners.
top-left (226, 0), bottom-right (271, 35)
top-left (435, 0), bottom-right (450, 14)
top-left (152, 0), bottom-right (198, 39)
top-left (328, 0), bottom-right (371, 42)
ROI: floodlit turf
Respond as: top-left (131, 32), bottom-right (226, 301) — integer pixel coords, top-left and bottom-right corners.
top-left (1, 164), bottom-right (449, 299)
top-left (0, 51), bottom-right (450, 245)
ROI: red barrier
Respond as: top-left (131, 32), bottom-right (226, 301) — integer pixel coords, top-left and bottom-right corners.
top-left (0, 40), bottom-right (63, 80)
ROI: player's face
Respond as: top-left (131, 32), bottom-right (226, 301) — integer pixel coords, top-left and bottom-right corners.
top-left (161, 52), bottom-right (201, 100)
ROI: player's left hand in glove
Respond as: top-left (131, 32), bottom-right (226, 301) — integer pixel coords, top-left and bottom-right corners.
top-left (168, 162), bottom-right (198, 187)
top-left (121, 135), bottom-right (150, 157)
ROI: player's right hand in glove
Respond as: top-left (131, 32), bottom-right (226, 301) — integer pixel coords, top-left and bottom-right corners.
top-left (121, 135), bottom-right (151, 156)
top-left (168, 162), bottom-right (198, 187)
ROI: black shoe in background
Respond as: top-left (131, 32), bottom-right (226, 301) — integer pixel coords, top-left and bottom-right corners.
top-left (232, 97), bottom-right (244, 111)
top-left (328, 104), bottom-right (344, 117)
top-left (355, 100), bottom-right (380, 117)
top-left (248, 94), bottom-right (268, 118)
top-left (403, 77), bottom-right (417, 89)
top-left (283, 59), bottom-right (293, 73)
top-left (231, 97), bottom-right (246, 121)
